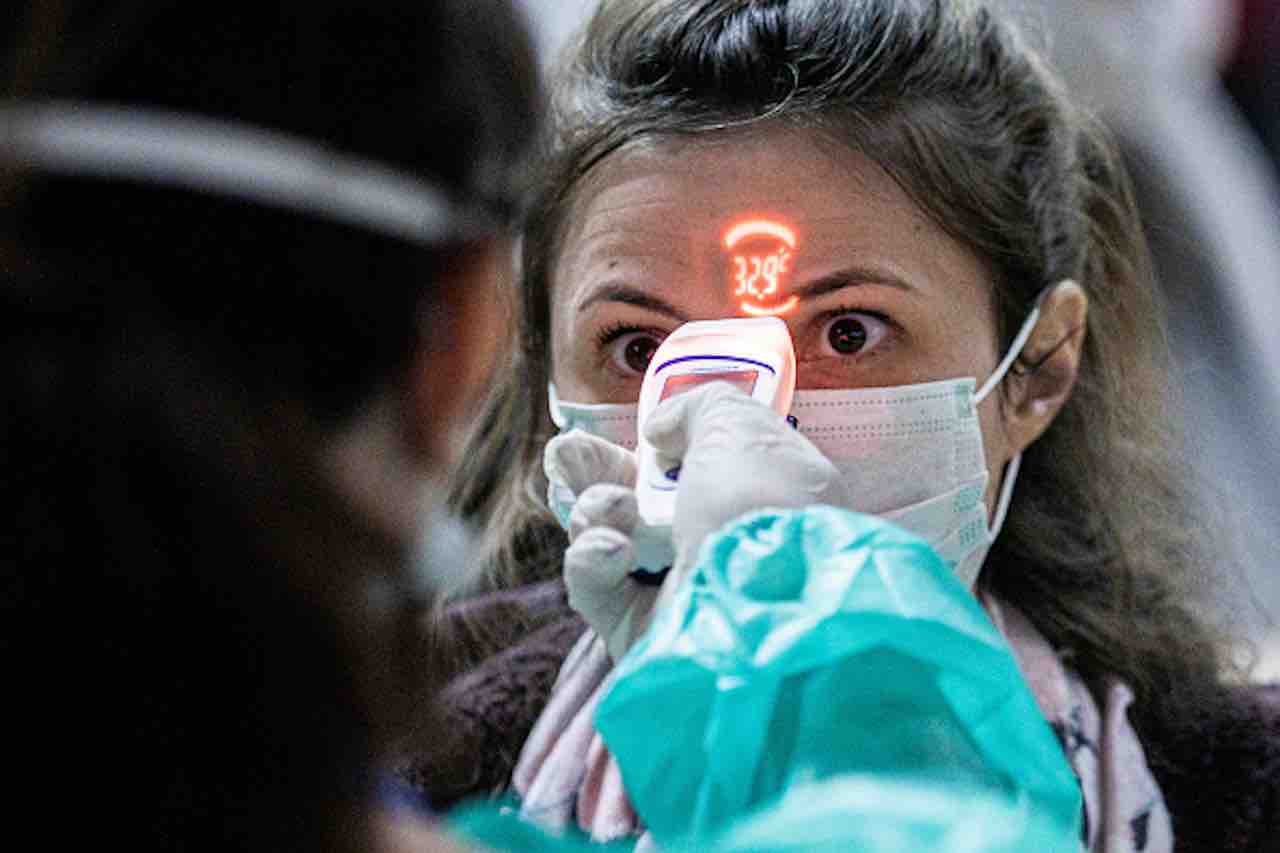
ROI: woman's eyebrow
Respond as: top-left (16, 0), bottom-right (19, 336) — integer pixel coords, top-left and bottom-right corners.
top-left (792, 266), bottom-right (915, 301)
top-left (577, 284), bottom-right (691, 322)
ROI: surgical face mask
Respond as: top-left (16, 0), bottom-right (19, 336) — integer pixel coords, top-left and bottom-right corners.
top-left (548, 295), bottom-right (1050, 588)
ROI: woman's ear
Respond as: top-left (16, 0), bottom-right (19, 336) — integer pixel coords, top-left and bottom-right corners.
top-left (1003, 280), bottom-right (1088, 453)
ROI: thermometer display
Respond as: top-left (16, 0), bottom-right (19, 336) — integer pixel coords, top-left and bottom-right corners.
top-left (634, 317), bottom-right (796, 528)
top-left (659, 369), bottom-right (759, 402)
top-left (724, 218), bottom-right (798, 316)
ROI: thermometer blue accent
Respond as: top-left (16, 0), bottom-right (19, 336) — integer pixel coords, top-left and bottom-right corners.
top-left (653, 354), bottom-right (778, 375)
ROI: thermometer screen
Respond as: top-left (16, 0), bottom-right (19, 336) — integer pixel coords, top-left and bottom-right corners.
top-left (660, 369), bottom-right (759, 402)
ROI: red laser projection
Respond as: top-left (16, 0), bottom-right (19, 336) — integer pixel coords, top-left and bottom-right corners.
top-left (723, 219), bottom-right (798, 316)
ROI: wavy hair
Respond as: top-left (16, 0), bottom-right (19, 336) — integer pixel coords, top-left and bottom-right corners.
top-left (452, 0), bottom-right (1236, 758)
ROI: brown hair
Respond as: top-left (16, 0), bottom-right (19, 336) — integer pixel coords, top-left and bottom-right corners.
top-left (453, 0), bottom-right (1235, 755)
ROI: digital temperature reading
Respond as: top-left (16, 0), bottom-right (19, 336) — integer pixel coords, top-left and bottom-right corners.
top-left (724, 219), bottom-right (798, 316)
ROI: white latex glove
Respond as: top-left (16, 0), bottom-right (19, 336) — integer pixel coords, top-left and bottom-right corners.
top-left (645, 381), bottom-right (850, 573)
top-left (548, 383), bottom-right (849, 661)
top-left (544, 431), bottom-right (658, 661)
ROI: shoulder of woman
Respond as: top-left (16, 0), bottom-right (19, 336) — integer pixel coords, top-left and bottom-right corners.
top-left (399, 581), bottom-right (585, 810)
top-left (1147, 682), bottom-right (1280, 853)
top-left (985, 593), bottom-right (1280, 851)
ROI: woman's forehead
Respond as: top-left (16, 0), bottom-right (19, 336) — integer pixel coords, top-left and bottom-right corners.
top-left (563, 129), bottom-right (900, 244)
top-left (552, 127), bottom-right (991, 308)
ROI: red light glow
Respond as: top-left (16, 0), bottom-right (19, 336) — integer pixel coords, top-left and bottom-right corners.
top-left (723, 219), bottom-right (797, 250)
top-left (723, 218), bottom-right (799, 316)
top-left (739, 296), bottom-right (799, 316)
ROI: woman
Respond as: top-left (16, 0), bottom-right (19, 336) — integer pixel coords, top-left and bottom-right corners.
top-left (2, 1), bottom-right (538, 850)
top-left (411, 1), bottom-right (1280, 850)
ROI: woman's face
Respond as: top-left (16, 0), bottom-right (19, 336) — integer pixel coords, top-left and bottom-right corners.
top-left (549, 127), bottom-right (1018, 504)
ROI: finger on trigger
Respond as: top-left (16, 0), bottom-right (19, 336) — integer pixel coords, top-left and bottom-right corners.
top-left (569, 483), bottom-right (639, 541)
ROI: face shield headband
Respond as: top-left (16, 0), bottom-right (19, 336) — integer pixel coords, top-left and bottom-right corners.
top-left (0, 100), bottom-right (499, 246)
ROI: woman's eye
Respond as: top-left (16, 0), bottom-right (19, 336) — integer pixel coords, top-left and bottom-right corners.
top-left (609, 330), bottom-right (663, 375)
top-left (820, 312), bottom-right (888, 357)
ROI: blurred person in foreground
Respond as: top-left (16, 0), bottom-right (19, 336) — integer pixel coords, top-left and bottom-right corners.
top-left (1, 1), bottom-right (537, 850)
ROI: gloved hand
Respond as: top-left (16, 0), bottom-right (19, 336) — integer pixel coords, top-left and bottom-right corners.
top-left (544, 430), bottom-right (657, 662)
top-left (646, 381), bottom-right (849, 572)
top-left (547, 382), bottom-right (849, 661)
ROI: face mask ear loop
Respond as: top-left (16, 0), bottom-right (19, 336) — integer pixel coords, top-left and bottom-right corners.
top-left (976, 281), bottom-right (1069, 539)
top-left (547, 382), bottom-right (567, 430)
top-left (988, 452), bottom-right (1021, 539)
top-left (975, 304), bottom-right (1042, 404)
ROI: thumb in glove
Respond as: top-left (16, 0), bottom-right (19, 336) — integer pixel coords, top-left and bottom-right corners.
top-left (544, 428), bottom-right (637, 528)
top-left (545, 430), bottom-right (663, 661)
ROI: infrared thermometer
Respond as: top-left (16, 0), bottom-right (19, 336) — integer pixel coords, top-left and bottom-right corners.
top-left (635, 316), bottom-right (797, 528)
